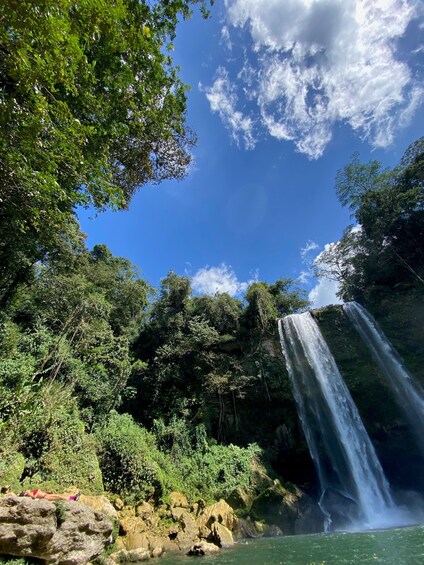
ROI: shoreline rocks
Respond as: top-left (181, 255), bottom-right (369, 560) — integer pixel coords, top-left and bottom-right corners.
top-left (0, 496), bottom-right (113, 564)
top-left (0, 481), bottom-right (323, 563)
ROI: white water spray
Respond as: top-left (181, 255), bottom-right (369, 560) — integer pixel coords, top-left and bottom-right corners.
top-left (279, 312), bottom-right (409, 530)
top-left (344, 301), bottom-right (424, 456)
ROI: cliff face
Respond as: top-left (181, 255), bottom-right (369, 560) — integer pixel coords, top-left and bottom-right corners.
top-left (311, 289), bottom-right (424, 495)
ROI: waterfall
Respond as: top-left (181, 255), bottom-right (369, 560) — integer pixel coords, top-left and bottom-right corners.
top-left (279, 312), bottom-right (397, 530)
top-left (344, 301), bottom-right (424, 456)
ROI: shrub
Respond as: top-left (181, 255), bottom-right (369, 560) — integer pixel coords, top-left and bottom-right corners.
top-left (17, 384), bottom-right (103, 493)
top-left (0, 446), bottom-right (25, 492)
top-left (96, 412), bottom-right (181, 504)
top-left (153, 418), bottom-right (262, 502)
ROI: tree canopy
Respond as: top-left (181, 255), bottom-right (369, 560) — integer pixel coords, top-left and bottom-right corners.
top-left (0, 0), bottom-right (212, 304)
top-left (315, 137), bottom-right (424, 302)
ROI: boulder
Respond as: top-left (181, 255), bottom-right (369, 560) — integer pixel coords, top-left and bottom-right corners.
top-left (126, 548), bottom-right (150, 562)
top-left (170, 507), bottom-right (185, 520)
top-left (123, 530), bottom-right (170, 557)
top-left (249, 484), bottom-right (300, 534)
top-left (199, 499), bottom-right (238, 532)
top-left (0, 496), bottom-right (113, 564)
top-left (135, 502), bottom-right (159, 529)
top-left (264, 524), bottom-right (284, 537)
top-left (125, 532), bottom-right (149, 551)
top-left (238, 518), bottom-right (264, 539)
top-left (211, 523), bottom-right (234, 547)
top-left (187, 541), bottom-right (220, 556)
top-left (174, 511), bottom-right (200, 550)
top-left (114, 498), bottom-right (125, 511)
top-left (119, 516), bottom-right (148, 536)
top-left (227, 487), bottom-right (251, 511)
top-left (80, 495), bottom-right (118, 520)
top-left (151, 545), bottom-right (163, 558)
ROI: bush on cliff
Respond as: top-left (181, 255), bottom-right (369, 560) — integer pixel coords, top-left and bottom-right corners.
top-left (16, 384), bottom-right (103, 494)
top-left (96, 412), bottom-right (181, 504)
top-left (153, 418), bottom-right (262, 502)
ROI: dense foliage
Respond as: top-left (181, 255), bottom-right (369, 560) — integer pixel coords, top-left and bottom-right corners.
top-left (127, 273), bottom-right (308, 444)
top-left (314, 137), bottom-right (424, 302)
top-left (0, 219), bottom-right (308, 501)
top-left (0, 0), bottom-right (309, 505)
top-left (0, 0), bottom-right (212, 306)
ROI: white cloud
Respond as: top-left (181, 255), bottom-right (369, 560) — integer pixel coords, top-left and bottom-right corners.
top-left (204, 0), bottom-right (424, 158)
top-left (297, 240), bottom-right (319, 284)
top-left (301, 239), bottom-right (319, 261)
top-left (199, 67), bottom-right (256, 149)
top-left (298, 270), bottom-right (313, 284)
top-left (191, 263), bottom-right (256, 296)
top-left (306, 226), bottom-right (365, 306)
top-left (309, 277), bottom-right (343, 308)
top-left (298, 238), bottom-right (345, 306)
top-left (221, 25), bottom-right (233, 50)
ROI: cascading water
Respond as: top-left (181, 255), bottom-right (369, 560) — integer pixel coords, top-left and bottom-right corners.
top-left (344, 301), bottom-right (424, 456)
top-left (278, 312), bottom-right (403, 531)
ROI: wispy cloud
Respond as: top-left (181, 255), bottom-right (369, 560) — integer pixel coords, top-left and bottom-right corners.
top-left (308, 277), bottom-right (342, 308)
top-left (221, 25), bottom-right (233, 50)
top-left (297, 239), bottom-right (320, 284)
top-left (298, 270), bottom-right (313, 284)
top-left (301, 240), bottom-right (319, 261)
top-left (204, 0), bottom-right (423, 158)
top-left (191, 263), bottom-right (257, 296)
top-left (199, 67), bottom-right (256, 149)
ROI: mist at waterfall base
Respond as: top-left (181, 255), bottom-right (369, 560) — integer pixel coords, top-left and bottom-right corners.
top-left (278, 312), bottom-right (424, 532)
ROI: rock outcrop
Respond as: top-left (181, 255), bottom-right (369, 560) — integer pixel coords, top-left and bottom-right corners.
top-left (111, 495), bottom-right (240, 558)
top-left (0, 496), bottom-right (113, 564)
top-left (188, 541), bottom-right (220, 556)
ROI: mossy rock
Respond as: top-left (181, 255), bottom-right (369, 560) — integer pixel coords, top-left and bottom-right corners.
top-left (249, 485), bottom-right (299, 534)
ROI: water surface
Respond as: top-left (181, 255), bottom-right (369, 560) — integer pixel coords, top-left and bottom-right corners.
top-left (159, 525), bottom-right (424, 564)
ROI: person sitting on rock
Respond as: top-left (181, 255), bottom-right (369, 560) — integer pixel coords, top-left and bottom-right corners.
top-left (20, 489), bottom-right (81, 501)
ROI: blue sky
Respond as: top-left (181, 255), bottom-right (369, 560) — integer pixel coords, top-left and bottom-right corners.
top-left (78, 0), bottom-right (424, 307)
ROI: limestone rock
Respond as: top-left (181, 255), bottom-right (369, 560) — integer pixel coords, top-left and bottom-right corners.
top-left (151, 545), bottom-right (163, 558)
top-left (187, 541), bottom-right (220, 556)
top-left (170, 507), bottom-right (185, 520)
top-left (125, 532), bottom-right (149, 551)
top-left (199, 499), bottom-right (238, 532)
top-left (238, 518), bottom-right (264, 538)
top-left (211, 523), bottom-right (234, 547)
top-left (169, 491), bottom-right (190, 509)
top-left (0, 496), bottom-right (113, 564)
top-left (135, 501), bottom-right (158, 529)
top-left (227, 487), bottom-right (251, 511)
top-left (114, 498), bottom-right (125, 511)
top-left (174, 511), bottom-right (200, 550)
top-left (123, 530), bottom-right (169, 557)
top-left (126, 548), bottom-right (150, 562)
top-left (250, 484), bottom-right (299, 534)
top-left (264, 524), bottom-right (283, 537)
top-left (80, 495), bottom-right (118, 520)
top-left (119, 516), bottom-right (148, 536)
